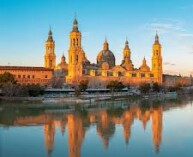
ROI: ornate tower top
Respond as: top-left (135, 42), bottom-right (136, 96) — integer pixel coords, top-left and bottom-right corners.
top-left (72, 18), bottom-right (79, 32)
top-left (154, 32), bottom-right (160, 45)
top-left (125, 38), bottom-right (129, 49)
top-left (143, 57), bottom-right (147, 65)
top-left (103, 38), bottom-right (109, 50)
top-left (61, 54), bottom-right (66, 64)
top-left (47, 28), bottom-right (54, 42)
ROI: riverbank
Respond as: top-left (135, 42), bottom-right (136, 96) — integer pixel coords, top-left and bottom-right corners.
top-left (0, 93), bottom-right (134, 105)
top-left (0, 92), bottom-right (192, 105)
top-left (0, 96), bottom-right (43, 103)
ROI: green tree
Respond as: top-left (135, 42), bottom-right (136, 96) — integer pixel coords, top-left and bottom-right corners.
top-left (175, 83), bottom-right (182, 91)
top-left (0, 72), bottom-right (17, 87)
top-left (2, 82), bottom-right (20, 97)
top-left (107, 80), bottom-right (125, 96)
top-left (26, 84), bottom-right (44, 97)
top-left (139, 83), bottom-right (151, 94)
top-left (78, 80), bottom-right (89, 92)
top-left (74, 88), bottom-right (81, 97)
top-left (152, 82), bottom-right (161, 93)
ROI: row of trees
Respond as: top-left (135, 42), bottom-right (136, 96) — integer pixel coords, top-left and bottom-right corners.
top-left (0, 72), bottom-right (44, 97)
top-left (74, 80), bottom-right (162, 96)
top-left (75, 80), bottom-right (174, 96)
top-left (0, 72), bottom-right (184, 97)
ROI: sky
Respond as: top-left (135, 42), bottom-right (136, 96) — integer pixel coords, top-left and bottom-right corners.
top-left (0, 0), bottom-right (193, 76)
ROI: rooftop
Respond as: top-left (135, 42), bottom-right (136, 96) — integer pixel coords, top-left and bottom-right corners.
top-left (0, 66), bottom-right (53, 71)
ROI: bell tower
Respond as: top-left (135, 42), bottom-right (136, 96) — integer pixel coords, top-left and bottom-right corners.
top-left (151, 32), bottom-right (163, 84)
top-left (121, 39), bottom-right (133, 70)
top-left (44, 28), bottom-right (56, 69)
top-left (67, 18), bottom-right (84, 84)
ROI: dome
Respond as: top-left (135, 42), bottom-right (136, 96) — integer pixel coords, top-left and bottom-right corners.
top-left (97, 39), bottom-right (115, 68)
top-left (139, 57), bottom-right (150, 72)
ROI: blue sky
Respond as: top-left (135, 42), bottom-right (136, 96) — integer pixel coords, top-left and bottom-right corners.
top-left (0, 0), bottom-right (193, 75)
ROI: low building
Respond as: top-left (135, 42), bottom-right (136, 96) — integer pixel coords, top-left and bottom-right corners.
top-left (163, 74), bottom-right (193, 87)
top-left (0, 66), bottom-right (53, 86)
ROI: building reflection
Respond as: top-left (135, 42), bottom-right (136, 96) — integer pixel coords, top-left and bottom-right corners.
top-left (5, 103), bottom-right (165, 156)
top-left (96, 111), bottom-right (115, 148)
top-left (44, 117), bottom-right (55, 157)
top-left (122, 109), bottom-right (134, 144)
top-left (152, 106), bottom-right (162, 153)
top-left (67, 114), bottom-right (85, 157)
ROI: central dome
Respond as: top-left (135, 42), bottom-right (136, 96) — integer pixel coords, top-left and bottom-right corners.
top-left (97, 39), bottom-right (115, 68)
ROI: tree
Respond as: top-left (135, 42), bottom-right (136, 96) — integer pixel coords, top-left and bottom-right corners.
top-left (78, 80), bottom-right (89, 92)
top-left (175, 83), bottom-right (182, 91)
top-left (107, 80), bottom-right (125, 96)
top-left (0, 72), bottom-right (17, 88)
top-left (2, 82), bottom-right (20, 97)
top-left (26, 84), bottom-right (44, 97)
top-left (152, 82), bottom-right (161, 93)
top-left (139, 83), bottom-right (151, 94)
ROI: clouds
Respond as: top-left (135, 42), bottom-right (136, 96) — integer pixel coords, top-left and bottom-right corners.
top-left (179, 33), bottom-right (193, 38)
top-left (145, 19), bottom-right (184, 34)
top-left (144, 18), bottom-right (193, 76)
top-left (164, 70), bottom-right (179, 75)
top-left (145, 18), bottom-right (193, 53)
top-left (164, 62), bottom-right (175, 66)
top-left (82, 31), bottom-right (90, 38)
top-left (145, 18), bottom-right (193, 40)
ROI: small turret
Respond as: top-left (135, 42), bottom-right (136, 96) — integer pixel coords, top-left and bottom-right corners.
top-left (121, 38), bottom-right (133, 70)
top-left (139, 57), bottom-right (150, 72)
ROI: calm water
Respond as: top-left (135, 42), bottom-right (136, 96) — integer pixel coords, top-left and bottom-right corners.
top-left (0, 97), bottom-right (193, 157)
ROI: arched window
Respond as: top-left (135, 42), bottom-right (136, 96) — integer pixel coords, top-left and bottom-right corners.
top-left (73, 38), bottom-right (75, 46)
top-left (50, 60), bottom-right (52, 66)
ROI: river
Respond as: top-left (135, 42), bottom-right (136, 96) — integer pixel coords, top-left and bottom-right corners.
top-left (0, 96), bottom-right (193, 157)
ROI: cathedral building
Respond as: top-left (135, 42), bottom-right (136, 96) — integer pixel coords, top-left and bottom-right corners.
top-left (42, 18), bottom-right (163, 88)
top-left (51, 18), bottom-right (162, 87)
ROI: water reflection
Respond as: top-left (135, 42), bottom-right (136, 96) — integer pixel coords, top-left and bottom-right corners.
top-left (0, 98), bottom-right (192, 157)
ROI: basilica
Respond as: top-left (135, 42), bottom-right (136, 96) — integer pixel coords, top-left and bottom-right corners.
top-left (44, 18), bottom-right (163, 88)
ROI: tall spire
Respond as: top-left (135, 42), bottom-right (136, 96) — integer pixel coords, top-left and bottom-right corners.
top-left (72, 18), bottom-right (79, 32)
top-left (47, 27), bottom-right (53, 42)
top-left (154, 31), bottom-right (160, 44)
top-left (125, 37), bottom-right (129, 49)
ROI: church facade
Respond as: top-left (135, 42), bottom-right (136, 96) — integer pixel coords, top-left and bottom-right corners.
top-left (44, 19), bottom-right (163, 88)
